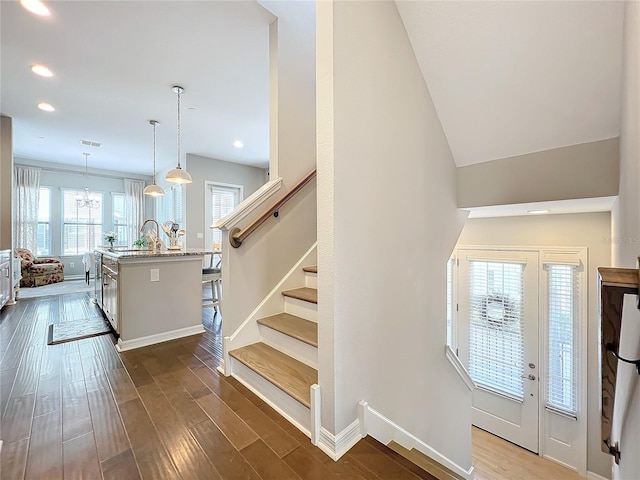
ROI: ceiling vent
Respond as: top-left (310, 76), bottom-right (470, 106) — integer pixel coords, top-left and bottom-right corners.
top-left (80, 140), bottom-right (102, 147)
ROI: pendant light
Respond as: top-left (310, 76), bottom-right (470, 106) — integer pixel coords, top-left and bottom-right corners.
top-left (75, 153), bottom-right (100, 208)
top-left (143, 120), bottom-right (165, 197)
top-left (165, 85), bottom-right (192, 184)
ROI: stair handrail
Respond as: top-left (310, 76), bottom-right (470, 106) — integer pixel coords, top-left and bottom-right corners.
top-left (229, 169), bottom-right (316, 248)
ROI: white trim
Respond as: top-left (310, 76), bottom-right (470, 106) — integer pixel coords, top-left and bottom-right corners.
top-left (360, 401), bottom-right (473, 479)
top-left (115, 324), bottom-right (205, 352)
top-left (317, 419), bottom-right (362, 461)
top-left (310, 384), bottom-right (321, 446)
top-left (211, 177), bottom-right (283, 230)
top-left (445, 345), bottom-right (476, 391)
top-left (586, 471), bottom-right (609, 480)
top-left (226, 242), bottom-right (317, 351)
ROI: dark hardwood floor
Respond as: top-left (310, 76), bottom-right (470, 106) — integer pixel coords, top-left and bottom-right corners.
top-left (0, 292), bottom-right (435, 479)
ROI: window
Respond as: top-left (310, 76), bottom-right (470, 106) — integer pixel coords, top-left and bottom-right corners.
top-left (468, 260), bottom-right (525, 399)
top-left (207, 183), bottom-right (241, 247)
top-left (112, 193), bottom-right (127, 246)
top-left (545, 264), bottom-right (578, 416)
top-left (62, 189), bottom-right (103, 254)
top-left (37, 187), bottom-right (51, 255)
top-left (157, 185), bottom-right (183, 228)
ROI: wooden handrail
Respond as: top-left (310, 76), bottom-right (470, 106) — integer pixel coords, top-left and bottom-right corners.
top-left (598, 264), bottom-right (639, 464)
top-left (229, 169), bottom-right (316, 248)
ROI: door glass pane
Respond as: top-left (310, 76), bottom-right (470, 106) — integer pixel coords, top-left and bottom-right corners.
top-left (469, 261), bottom-right (525, 399)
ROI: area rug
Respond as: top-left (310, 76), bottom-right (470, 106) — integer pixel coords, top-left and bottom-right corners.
top-left (19, 279), bottom-right (94, 299)
top-left (47, 317), bottom-right (111, 345)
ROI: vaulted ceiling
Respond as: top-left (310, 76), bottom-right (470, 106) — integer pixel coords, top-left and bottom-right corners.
top-left (396, 0), bottom-right (624, 167)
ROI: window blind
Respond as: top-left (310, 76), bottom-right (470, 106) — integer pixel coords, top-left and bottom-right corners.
top-left (62, 189), bottom-right (103, 254)
top-left (210, 185), bottom-right (239, 246)
top-left (469, 261), bottom-right (525, 400)
top-left (546, 264), bottom-right (578, 416)
top-left (37, 187), bottom-right (50, 255)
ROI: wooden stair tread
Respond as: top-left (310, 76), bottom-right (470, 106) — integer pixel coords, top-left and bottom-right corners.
top-left (282, 287), bottom-right (317, 304)
top-left (229, 342), bottom-right (317, 408)
top-left (387, 441), bottom-right (463, 480)
top-left (303, 265), bottom-right (317, 273)
top-left (257, 313), bottom-right (318, 347)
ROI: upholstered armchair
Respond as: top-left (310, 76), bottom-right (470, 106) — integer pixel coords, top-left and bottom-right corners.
top-left (15, 248), bottom-right (64, 288)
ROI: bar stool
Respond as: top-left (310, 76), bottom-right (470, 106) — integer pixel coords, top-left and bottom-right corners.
top-left (202, 252), bottom-right (222, 310)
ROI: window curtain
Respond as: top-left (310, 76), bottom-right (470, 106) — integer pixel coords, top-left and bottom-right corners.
top-left (124, 179), bottom-right (144, 247)
top-left (14, 166), bottom-right (41, 253)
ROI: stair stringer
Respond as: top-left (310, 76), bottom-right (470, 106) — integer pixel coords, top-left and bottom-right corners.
top-left (219, 242), bottom-right (317, 376)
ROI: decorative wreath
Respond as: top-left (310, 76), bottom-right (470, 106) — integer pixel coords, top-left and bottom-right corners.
top-left (477, 293), bottom-right (519, 330)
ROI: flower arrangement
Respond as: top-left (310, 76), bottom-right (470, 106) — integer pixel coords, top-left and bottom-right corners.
top-left (103, 231), bottom-right (117, 247)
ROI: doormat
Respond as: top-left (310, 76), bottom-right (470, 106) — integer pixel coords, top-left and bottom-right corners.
top-left (47, 318), bottom-right (112, 345)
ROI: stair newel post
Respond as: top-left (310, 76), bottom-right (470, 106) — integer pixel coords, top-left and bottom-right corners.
top-left (311, 384), bottom-right (321, 445)
top-left (220, 336), bottom-right (232, 376)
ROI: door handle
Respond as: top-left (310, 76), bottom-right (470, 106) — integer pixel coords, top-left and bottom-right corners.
top-left (522, 374), bottom-right (536, 381)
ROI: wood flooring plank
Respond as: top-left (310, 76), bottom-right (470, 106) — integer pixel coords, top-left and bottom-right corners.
top-left (168, 365), bottom-right (212, 399)
top-left (101, 448), bottom-right (142, 480)
top-left (10, 344), bottom-right (44, 397)
top-left (0, 438), bottom-right (29, 480)
top-left (234, 399), bottom-right (300, 458)
top-left (62, 380), bottom-right (93, 442)
top-left (364, 437), bottom-right (437, 480)
top-left (34, 371), bottom-right (62, 417)
top-left (61, 350), bottom-right (84, 386)
top-left (241, 439), bottom-right (302, 480)
top-left (1, 393), bottom-right (35, 443)
top-left (190, 364), bottom-right (251, 411)
top-left (86, 387), bottom-right (130, 463)
top-left (349, 437), bottom-right (422, 480)
top-left (190, 418), bottom-right (262, 480)
top-left (0, 367), bottom-right (18, 420)
top-left (92, 335), bottom-right (123, 372)
top-left (153, 372), bottom-right (209, 427)
top-left (196, 393), bottom-right (259, 451)
top-left (25, 409), bottom-right (63, 479)
top-left (283, 445), bottom-right (342, 480)
top-left (118, 397), bottom-right (181, 480)
top-left (106, 366), bottom-right (139, 405)
top-left (62, 431), bottom-right (101, 480)
top-left (118, 352), bottom-right (155, 388)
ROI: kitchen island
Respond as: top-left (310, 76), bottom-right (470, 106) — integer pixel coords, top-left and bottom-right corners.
top-left (95, 247), bottom-right (209, 352)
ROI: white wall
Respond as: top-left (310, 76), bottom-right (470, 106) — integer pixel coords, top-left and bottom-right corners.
top-left (458, 212), bottom-right (612, 478)
top-left (184, 153), bottom-right (267, 250)
top-left (318, 0), bottom-right (471, 470)
top-left (1, 116), bottom-right (12, 251)
top-left (221, 0), bottom-right (317, 337)
top-left (611, 2), bottom-right (640, 479)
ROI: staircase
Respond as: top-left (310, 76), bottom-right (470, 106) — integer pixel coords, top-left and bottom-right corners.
top-left (227, 264), bottom-right (319, 433)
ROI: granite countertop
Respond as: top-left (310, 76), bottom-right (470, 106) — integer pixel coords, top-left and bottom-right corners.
top-left (95, 247), bottom-right (217, 260)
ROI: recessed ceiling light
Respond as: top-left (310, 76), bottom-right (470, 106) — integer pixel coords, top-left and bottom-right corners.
top-left (527, 209), bottom-right (550, 215)
top-left (233, 140), bottom-right (244, 149)
top-left (80, 140), bottom-right (102, 147)
top-left (31, 64), bottom-right (53, 77)
top-left (37, 102), bottom-right (55, 112)
top-left (20, 0), bottom-right (50, 16)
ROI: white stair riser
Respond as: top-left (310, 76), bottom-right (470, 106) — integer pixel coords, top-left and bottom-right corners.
top-left (305, 272), bottom-right (317, 289)
top-left (230, 357), bottom-right (311, 435)
top-left (284, 296), bottom-right (317, 322)
top-left (258, 325), bottom-right (318, 368)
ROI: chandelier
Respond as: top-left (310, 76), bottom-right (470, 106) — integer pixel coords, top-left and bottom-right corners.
top-left (75, 153), bottom-right (100, 208)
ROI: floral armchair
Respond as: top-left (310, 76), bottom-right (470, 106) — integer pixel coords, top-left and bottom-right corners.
top-left (15, 248), bottom-right (64, 288)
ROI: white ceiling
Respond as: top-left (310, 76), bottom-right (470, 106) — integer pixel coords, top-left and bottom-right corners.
top-left (1, 0), bottom-right (273, 175)
top-left (396, 0), bottom-right (625, 167)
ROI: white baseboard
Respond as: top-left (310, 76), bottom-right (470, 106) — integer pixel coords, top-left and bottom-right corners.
top-left (116, 324), bottom-right (205, 352)
top-left (359, 401), bottom-right (474, 480)
top-left (317, 419), bottom-right (363, 461)
top-left (587, 471), bottom-right (610, 480)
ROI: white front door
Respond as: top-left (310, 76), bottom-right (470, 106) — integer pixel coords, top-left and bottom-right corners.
top-left (458, 249), bottom-right (540, 453)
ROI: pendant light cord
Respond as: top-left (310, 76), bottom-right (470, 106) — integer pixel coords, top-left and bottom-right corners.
top-left (152, 121), bottom-right (157, 182)
top-left (176, 88), bottom-right (182, 169)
